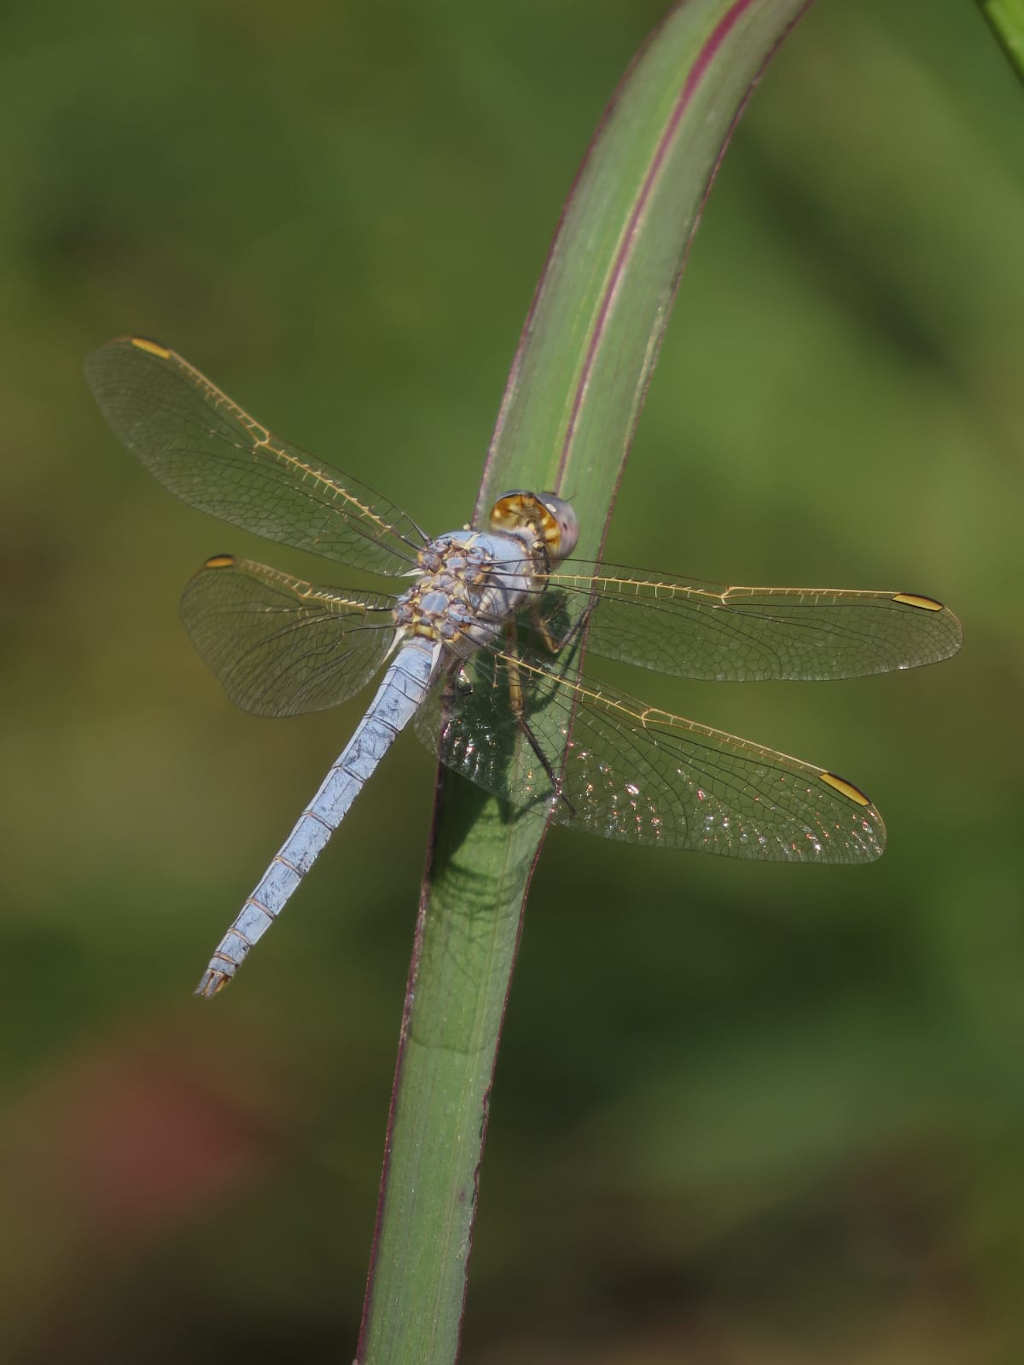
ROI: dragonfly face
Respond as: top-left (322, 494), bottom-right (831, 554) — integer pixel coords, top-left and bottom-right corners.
top-left (488, 491), bottom-right (580, 564)
top-left (84, 336), bottom-right (964, 995)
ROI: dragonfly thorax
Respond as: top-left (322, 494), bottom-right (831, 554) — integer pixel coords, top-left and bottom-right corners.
top-left (393, 528), bottom-right (543, 663)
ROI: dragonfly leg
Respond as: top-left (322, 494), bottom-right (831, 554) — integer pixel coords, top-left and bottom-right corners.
top-left (531, 599), bottom-right (593, 659)
top-left (502, 624), bottom-right (577, 820)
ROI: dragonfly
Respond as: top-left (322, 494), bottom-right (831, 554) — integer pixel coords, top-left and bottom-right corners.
top-left (85, 337), bottom-right (963, 998)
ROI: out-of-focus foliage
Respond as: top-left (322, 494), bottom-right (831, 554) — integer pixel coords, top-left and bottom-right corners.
top-left (1, 1), bottom-right (1021, 1361)
top-left (976, 0), bottom-right (1024, 86)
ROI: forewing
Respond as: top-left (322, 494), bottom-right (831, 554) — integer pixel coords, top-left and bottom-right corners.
top-left (85, 337), bottom-right (425, 574)
top-left (181, 556), bottom-right (395, 716)
top-left (546, 565), bottom-right (963, 680)
top-left (417, 645), bottom-right (885, 863)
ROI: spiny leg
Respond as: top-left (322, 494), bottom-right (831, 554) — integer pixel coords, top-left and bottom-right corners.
top-left (530, 596), bottom-right (593, 662)
top-left (502, 623), bottom-right (577, 819)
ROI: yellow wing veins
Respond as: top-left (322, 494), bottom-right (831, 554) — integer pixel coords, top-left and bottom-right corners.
top-left (151, 341), bottom-right (403, 544)
top-left (503, 652), bottom-right (839, 787)
top-left (548, 572), bottom-right (918, 608)
top-left (193, 555), bottom-right (388, 618)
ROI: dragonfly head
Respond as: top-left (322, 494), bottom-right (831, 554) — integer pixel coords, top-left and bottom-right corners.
top-left (488, 491), bottom-right (579, 564)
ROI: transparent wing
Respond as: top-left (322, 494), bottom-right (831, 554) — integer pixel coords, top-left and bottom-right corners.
top-left (181, 555), bottom-right (396, 717)
top-left (85, 336), bottom-right (426, 575)
top-left (544, 564), bottom-right (963, 680)
top-left (416, 645), bottom-right (885, 862)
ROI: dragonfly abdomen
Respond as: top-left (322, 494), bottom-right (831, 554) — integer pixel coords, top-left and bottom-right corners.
top-left (194, 641), bottom-right (437, 998)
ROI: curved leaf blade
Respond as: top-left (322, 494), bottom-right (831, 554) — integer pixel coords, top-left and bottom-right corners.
top-left (359, 5), bottom-right (815, 1362)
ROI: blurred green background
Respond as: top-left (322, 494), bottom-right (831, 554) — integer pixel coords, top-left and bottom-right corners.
top-left (2, 0), bottom-right (1022, 1360)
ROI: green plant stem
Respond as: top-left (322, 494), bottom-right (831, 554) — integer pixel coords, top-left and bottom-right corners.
top-left (976, 1), bottom-right (1024, 84)
top-left (357, 3), bottom-right (815, 1361)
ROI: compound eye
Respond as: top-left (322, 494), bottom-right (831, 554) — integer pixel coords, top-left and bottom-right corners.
top-left (538, 493), bottom-right (579, 560)
top-left (489, 490), bottom-right (580, 562)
